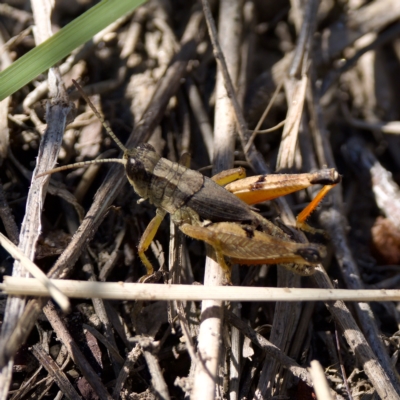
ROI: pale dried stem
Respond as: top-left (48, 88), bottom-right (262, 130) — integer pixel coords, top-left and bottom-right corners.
top-left (276, 75), bottom-right (308, 170)
top-left (309, 360), bottom-right (334, 400)
top-left (4, 277), bottom-right (400, 302)
top-left (200, 0), bottom-right (268, 175)
top-left (141, 349), bottom-right (170, 400)
top-left (0, 74), bottom-right (71, 399)
top-left (0, 29), bottom-right (12, 158)
top-left (194, 1), bottom-right (242, 399)
top-left (112, 344), bottom-right (142, 399)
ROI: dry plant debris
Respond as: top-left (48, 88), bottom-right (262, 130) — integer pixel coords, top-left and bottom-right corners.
top-left (1, 0), bottom-right (400, 399)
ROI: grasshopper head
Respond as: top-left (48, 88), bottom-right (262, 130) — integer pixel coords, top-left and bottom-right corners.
top-left (124, 143), bottom-right (161, 200)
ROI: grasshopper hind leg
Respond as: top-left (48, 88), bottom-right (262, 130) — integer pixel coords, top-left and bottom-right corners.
top-left (180, 221), bottom-right (325, 279)
top-left (179, 223), bottom-right (233, 282)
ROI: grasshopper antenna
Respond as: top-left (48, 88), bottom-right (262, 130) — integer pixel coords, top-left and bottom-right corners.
top-left (36, 79), bottom-right (128, 178)
top-left (72, 79), bottom-right (128, 153)
top-left (36, 158), bottom-right (126, 178)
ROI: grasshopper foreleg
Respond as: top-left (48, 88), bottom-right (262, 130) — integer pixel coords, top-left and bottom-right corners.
top-left (138, 208), bottom-right (167, 279)
top-left (211, 167), bottom-right (246, 186)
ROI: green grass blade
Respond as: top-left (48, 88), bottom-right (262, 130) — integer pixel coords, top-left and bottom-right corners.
top-left (0, 0), bottom-right (146, 101)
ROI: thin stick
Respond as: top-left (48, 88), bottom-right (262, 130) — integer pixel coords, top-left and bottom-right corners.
top-left (3, 277), bottom-right (400, 302)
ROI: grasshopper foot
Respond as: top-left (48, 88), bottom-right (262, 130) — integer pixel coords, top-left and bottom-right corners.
top-left (222, 277), bottom-right (233, 286)
top-left (138, 270), bottom-right (163, 283)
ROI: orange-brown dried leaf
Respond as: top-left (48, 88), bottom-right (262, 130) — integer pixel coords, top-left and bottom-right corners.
top-left (371, 217), bottom-right (400, 264)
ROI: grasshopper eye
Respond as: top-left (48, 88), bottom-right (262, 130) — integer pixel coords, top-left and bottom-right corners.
top-left (137, 143), bottom-right (156, 152)
top-left (126, 157), bottom-right (147, 180)
top-left (127, 156), bottom-right (138, 171)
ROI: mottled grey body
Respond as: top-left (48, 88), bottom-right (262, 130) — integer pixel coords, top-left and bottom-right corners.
top-left (124, 143), bottom-right (258, 225)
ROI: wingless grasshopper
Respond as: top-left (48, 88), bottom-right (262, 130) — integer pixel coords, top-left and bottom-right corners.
top-left (38, 81), bottom-right (341, 282)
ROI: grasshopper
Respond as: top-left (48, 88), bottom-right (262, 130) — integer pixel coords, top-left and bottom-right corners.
top-left (38, 81), bottom-right (340, 281)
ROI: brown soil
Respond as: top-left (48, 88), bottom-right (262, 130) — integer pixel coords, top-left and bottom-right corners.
top-left (1, 1), bottom-right (400, 399)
